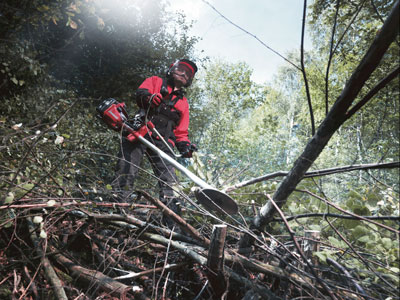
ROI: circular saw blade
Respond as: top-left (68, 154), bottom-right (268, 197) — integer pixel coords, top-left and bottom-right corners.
top-left (195, 188), bottom-right (238, 215)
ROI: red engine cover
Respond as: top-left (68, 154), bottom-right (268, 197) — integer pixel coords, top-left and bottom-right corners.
top-left (102, 102), bottom-right (128, 131)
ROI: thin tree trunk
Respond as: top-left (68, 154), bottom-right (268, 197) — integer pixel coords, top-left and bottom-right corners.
top-left (253, 0), bottom-right (399, 229)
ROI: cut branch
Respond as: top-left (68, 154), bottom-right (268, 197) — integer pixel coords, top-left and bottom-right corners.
top-left (141, 231), bottom-right (281, 300)
top-left (26, 217), bottom-right (68, 300)
top-left (53, 251), bottom-right (148, 299)
top-left (206, 225), bottom-right (227, 297)
top-left (140, 190), bottom-right (211, 246)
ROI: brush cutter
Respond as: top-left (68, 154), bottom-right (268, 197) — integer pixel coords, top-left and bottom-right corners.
top-left (96, 98), bottom-right (238, 215)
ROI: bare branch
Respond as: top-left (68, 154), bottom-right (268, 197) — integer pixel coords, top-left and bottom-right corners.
top-left (140, 190), bottom-right (211, 246)
top-left (26, 217), bottom-right (68, 300)
top-left (325, 0), bottom-right (341, 115)
top-left (326, 258), bottom-right (368, 298)
top-left (300, 0), bottom-right (316, 135)
top-left (201, 0), bottom-right (301, 71)
top-left (266, 194), bottom-right (338, 300)
top-left (325, 217), bottom-right (397, 290)
top-left (275, 212), bottom-right (400, 222)
top-left (300, 189), bottom-right (399, 234)
top-left (254, 0), bottom-right (400, 229)
top-left (225, 161), bottom-right (399, 191)
top-left (0, 201), bottom-right (156, 211)
top-left (345, 65), bottom-right (400, 120)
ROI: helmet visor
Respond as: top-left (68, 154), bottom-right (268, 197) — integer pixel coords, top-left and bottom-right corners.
top-left (171, 62), bottom-right (195, 80)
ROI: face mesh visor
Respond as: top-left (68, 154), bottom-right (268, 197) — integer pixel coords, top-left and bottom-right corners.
top-left (171, 62), bottom-right (194, 80)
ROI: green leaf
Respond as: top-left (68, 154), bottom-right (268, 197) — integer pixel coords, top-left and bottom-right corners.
top-left (106, 184), bottom-right (112, 190)
top-left (37, 5), bottom-right (50, 12)
top-left (5, 192), bottom-right (14, 204)
top-left (351, 225), bottom-right (368, 239)
top-left (328, 236), bottom-right (342, 247)
top-left (308, 224), bottom-right (321, 231)
top-left (314, 251), bottom-right (327, 263)
top-left (342, 219), bottom-right (358, 229)
top-left (383, 274), bottom-right (399, 284)
top-left (381, 238), bottom-right (392, 250)
top-left (15, 183), bottom-right (34, 198)
top-left (313, 250), bottom-right (336, 264)
top-left (358, 235), bottom-right (370, 243)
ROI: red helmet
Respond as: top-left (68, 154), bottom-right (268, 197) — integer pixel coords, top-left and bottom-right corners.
top-left (167, 59), bottom-right (198, 87)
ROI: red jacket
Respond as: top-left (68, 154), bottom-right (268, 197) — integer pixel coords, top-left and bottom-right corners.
top-left (136, 76), bottom-right (190, 144)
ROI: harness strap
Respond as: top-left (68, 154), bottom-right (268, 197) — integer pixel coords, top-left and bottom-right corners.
top-left (151, 79), bottom-right (183, 144)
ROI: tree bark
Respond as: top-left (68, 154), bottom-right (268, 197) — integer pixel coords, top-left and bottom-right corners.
top-left (253, 0), bottom-right (399, 229)
top-left (53, 252), bottom-right (149, 300)
top-left (206, 225), bottom-right (228, 298)
top-left (26, 217), bottom-right (68, 300)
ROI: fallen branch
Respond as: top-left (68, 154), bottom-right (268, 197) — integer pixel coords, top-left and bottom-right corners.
top-left (0, 201), bottom-right (156, 211)
top-left (327, 258), bottom-right (368, 298)
top-left (140, 190), bottom-right (211, 246)
top-left (26, 217), bottom-right (68, 300)
top-left (112, 263), bottom-right (187, 280)
top-left (272, 213), bottom-right (400, 222)
top-left (79, 209), bottom-right (202, 245)
top-left (87, 209), bottom-right (362, 299)
top-left (22, 265), bottom-right (39, 300)
top-left (141, 231), bottom-right (281, 300)
top-left (225, 161), bottom-right (399, 192)
top-left (53, 251), bottom-right (148, 300)
top-left (266, 194), bottom-right (337, 300)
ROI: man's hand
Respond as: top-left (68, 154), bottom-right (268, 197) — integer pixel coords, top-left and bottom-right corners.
top-left (177, 141), bottom-right (197, 158)
top-left (149, 93), bottom-right (162, 107)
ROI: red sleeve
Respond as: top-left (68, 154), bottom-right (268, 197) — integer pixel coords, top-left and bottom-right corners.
top-left (136, 76), bottom-right (163, 108)
top-left (173, 98), bottom-right (190, 143)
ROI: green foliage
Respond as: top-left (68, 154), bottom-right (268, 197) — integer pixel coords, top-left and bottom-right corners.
top-left (188, 60), bottom-right (275, 188)
top-left (0, 0), bottom-right (199, 202)
top-left (0, 0), bottom-right (398, 297)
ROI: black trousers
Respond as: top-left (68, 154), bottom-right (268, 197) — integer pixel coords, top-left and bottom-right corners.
top-left (111, 136), bottom-right (178, 203)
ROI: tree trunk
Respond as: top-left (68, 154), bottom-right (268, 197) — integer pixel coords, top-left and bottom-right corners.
top-left (254, 0), bottom-right (399, 230)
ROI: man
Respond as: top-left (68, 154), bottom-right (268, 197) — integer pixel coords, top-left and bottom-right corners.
top-left (112, 59), bottom-right (198, 225)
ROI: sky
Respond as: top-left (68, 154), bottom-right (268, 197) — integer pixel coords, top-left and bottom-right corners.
top-left (169, 0), bottom-right (312, 84)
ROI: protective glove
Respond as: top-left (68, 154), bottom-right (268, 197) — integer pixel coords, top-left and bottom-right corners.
top-left (149, 93), bottom-right (162, 107)
top-left (176, 141), bottom-right (198, 158)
